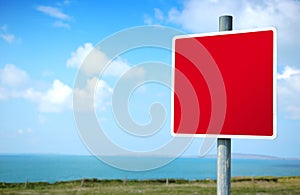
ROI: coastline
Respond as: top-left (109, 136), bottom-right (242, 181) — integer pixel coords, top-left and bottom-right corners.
top-left (1, 176), bottom-right (300, 194)
top-left (1, 175), bottom-right (297, 184)
top-left (1, 155), bottom-right (300, 183)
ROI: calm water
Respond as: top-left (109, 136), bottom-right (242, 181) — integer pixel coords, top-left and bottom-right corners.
top-left (0, 155), bottom-right (300, 183)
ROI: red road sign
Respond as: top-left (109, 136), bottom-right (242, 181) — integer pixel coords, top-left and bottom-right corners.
top-left (172, 28), bottom-right (277, 139)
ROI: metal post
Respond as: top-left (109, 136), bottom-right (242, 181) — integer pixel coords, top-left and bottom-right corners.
top-left (217, 138), bottom-right (231, 195)
top-left (219, 15), bottom-right (233, 32)
top-left (217, 15), bottom-right (233, 195)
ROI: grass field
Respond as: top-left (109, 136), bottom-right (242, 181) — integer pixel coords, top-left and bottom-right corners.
top-left (1, 176), bottom-right (300, 194)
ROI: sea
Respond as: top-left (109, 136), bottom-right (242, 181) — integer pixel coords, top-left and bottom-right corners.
top-left (0, 155), bottom-right (300, 183)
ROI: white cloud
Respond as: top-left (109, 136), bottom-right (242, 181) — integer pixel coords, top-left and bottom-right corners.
top-left (0, 64), bottom-right (72, 113)
top-left (167, 0), bottom-right (223, 32)
top-left (235, 0), bottom-right (300, 46)
top-left (93, 79), bottom-right (113, 110)
top-left (68, 43), bottom-right (148, 112)
top-left (38, 80), bottom-right (72, 113)
top-left (144, 14), bottom-right (153, 25)
top-left (154, 8), bottom-right (164, 21)
top-left (73, 77), bottom-right (113, 112)
top-left (166, 0), bottom-right (300, 39)
top-left (1, 34), bottom-right (15, 43)
top-left (36, 6), bottom-right (71, 21)
top-left (144, 8), bottom-right (165, 25)
top-left (17, 129), bottom-right (24, 135)
top-left (0, 64), bottom-right (29, 87)
top-left (107, 58), bottom-right (131, 77)
top-left (67, 43), bottom-right (109, 75)
top-left (36, 5), bottom-right (72, 28)
top-left (278, 66), bottom-right (300, 119)
top-left (23, 88), bottom-right (42, 101)
top-left (66, 43), bottom-right (131, 76)
top-left (164, 0), bottom-right (300, 67)
top-left (122, 66), bottom-right (145, 80)
top-left (66, 43), bottom-right (94, 68)
top-left (27, 128), bottom-right (32, 133)
top-left (0, 63), bottom-right (125, 113)
top-left (0, 87), bottom-right (7, 99)
top-left (20, 80), bottom-right (72, 113)
top-left (63, 0), bottom-right (71, 5)
top-left (53, 20), bottom-right (70, 29)
top-left (17, 128), bottom-right (33, 135)
top-left (0, 25), bottom-right (16, 43)
top-left (278, 66), bottom-right (300, 80)
top-left (57, 0), bottom-right (71, 6)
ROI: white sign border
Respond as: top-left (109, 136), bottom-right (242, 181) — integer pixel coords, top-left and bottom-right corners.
top-left (170, 27), bottom-right (277, 140)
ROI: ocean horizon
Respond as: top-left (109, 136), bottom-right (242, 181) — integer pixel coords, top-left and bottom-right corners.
top-left (0, 154), bottom-right (300, 183)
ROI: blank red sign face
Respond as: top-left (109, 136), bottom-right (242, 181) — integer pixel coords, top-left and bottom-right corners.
top-left (172, 28), bottom-right (276, 139)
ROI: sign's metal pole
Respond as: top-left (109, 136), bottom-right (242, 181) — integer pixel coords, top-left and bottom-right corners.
top-left (217, 15), bottom-right (233, 195)
top-left (217, 138), bottom-right (231, 195)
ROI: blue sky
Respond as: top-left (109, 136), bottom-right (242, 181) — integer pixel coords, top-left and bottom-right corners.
top-left (1, 0), bottom-right (300, 159)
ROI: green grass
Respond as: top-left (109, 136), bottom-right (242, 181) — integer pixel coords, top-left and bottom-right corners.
top-left (1, 176), bottom-right (300, 194)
